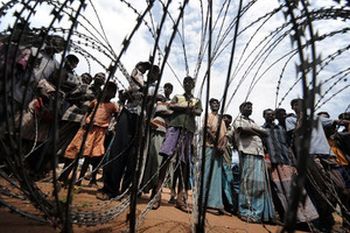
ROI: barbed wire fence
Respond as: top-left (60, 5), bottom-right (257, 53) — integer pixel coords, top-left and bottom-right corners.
top-left (0, 0), bottom-right (350, 232)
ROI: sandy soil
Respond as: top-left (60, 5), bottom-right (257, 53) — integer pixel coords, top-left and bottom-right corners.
top-left (0, 178), bottom-right (325, 233)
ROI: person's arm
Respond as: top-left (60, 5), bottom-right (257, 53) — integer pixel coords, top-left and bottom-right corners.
top-left (168, 96), bottom-right (187, 113)
top-left (236, 126), bottom-right (268, 137)
top-left (192, 99), bottom-right (203, 116)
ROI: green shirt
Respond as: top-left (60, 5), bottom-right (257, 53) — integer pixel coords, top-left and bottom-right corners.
top-left (169, 94), bottom-right (202, 133)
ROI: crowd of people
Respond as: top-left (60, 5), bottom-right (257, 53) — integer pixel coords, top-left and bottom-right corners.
top-left (1, 31), bottom-right (350, 233)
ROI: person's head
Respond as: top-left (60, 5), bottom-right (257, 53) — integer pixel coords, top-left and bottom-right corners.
top-left (64, 54), bottom-right (79, 70)
top-left (239, 101), bottom-right (253, 117)
top-left (163, 83), bottom-right (173, 98)
top-left (47, 35), bottom-right (65, 54)
top-left (290, 98), bottom-right (303, 114)
top-left (317, 111), bottom-right (330, 118)
top-left (183, 76), bottom-right (195, 93)
top-left (103, 82), bottom-right (117, 102)
top-left (209, 98), bottom-right (220, 112)
top-left (93, 72), bottom-right (106, 87)
top-left (147, 65), bottom-right (160, 84)
top-left (339, 112), bottom-right (350, 120)
top-left (223, 114), bottom-right (233, 128)
top-left (81, 72), bottom-right (93, 85)
top-left (275, 108), bottom-right (286, 122)
top-left (136, 61), bottom-right (151, 74)
top-left (263, 108), bottom-right (275, 123)
top-left (118, 90), bottom-right (127, 104)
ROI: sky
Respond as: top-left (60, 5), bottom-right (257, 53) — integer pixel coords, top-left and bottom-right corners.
top-left (1, 0), bottom-right (349, 124)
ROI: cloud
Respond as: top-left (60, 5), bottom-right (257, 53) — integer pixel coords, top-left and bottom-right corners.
top-left (1, 0), bottom-right (349, 124)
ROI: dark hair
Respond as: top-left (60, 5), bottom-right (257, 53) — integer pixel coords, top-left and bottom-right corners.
top-left (105, 81), bottom-right (117, 94)
top-left (317, 111), bottom-right (330, 118)
top-left (209, 98), bottom-right (219, 104)
top-left (94, 72), bottom-right (105, 80)
top-left (65, 54), bottom-right (79, 64)
top-left (290, 98), bottom-right (303, 107)
top-left (275, 108), bottom-right (286, 115)
top-left (81, 72), bottom-right (92, 78)
top-left (164, 82), bottom-right (173, 89)
top-left (239, 101), bottom-right (252, 112)
top-left (263, 108), bottom-right (274, 117)
top-left (183, 76), bottom-right (194, 83)
top-left (136, 61), bottom-right (151, 70)
top-left (223, 114), bottom-right (232, 120)
top-left (339, 112), bottom-right (350, 120)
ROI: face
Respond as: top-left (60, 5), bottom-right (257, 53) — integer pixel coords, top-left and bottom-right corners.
top-left (210, 101), bottom-right (220, 112)
top-left (275, 109), bottom-right (286, 121)
top-left (50, 37), bottom-right (65, 53)
top-left (81, 74), bottom-right (92, 85)
top-left (223, 116), bottom-right (232, 127)
top-left (264, 110), bottom-right (275, 123)
top-left (147, 69), bottom-right (160, 84)
top-left (242, 104), bottom-right (252, 116)
top-left (94, 73), bottom-right (105, 86)
top-left (183, 78), bottom-right (194, 93)
top-left (66, 60), bottom-right (78, 70)
top-left (164, 85), bottom-right (173, 97)
top-left (137, 64), bottom-right (148, 74)
top-left (105, 88), bottom-right (116, 101)
top-left (292, 100), bottom-right (303, 114)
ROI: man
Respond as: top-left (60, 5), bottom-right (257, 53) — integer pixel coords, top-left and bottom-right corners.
top-left (152, 76), bottom-right (202, 212)
top-left (163, 82), bottom-right (173, 101)
top-left (262, 108), bottom-right (318, 224)
top-left (202, 98), bottom-right (227, 213)
top-left (222, 114), bottom-right (238, 214)
top-left (291, 98), bottom-right (347, 232)
top-left (233, 102), bottom-right (275, 223)
top-left (33, 35), bottom-right (65, 82)
top-left (97, 62), bottom-right (153, 200)
top-left (141, 82), bottom-right (173, 195)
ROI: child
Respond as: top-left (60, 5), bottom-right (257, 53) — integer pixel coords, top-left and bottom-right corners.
top-left (58, 81), bottom-right (118, 187)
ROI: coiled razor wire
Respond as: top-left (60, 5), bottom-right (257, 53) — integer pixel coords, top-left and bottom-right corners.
top-left (1, 0), bottom-right (350, 233)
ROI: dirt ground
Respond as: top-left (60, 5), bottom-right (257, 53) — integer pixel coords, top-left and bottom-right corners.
top-left (0, 178), bottom-right (343, 233)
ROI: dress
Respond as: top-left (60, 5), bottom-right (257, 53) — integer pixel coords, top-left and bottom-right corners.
top-left (65, 100), bottom-right (118, 158)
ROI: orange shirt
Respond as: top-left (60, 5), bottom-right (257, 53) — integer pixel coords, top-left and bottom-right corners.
top-left (86, 100), bottom-right (119, 127)
top-left (328, 138), bottom-right (349, 166)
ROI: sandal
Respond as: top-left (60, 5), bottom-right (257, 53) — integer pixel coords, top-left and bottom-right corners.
top-left (96, 192), bottom-right (111, 201)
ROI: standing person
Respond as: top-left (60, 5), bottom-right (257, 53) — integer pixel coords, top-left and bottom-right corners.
top-left (262, 108), bottom-right (318, 224)
top-left (222, 114), bottom-right (237, 214)
top-left (49, 54), bottom-right (80, 90)
top-left (202, 98), bottom-right (227, 213)
top-left (33, 35), bottom-right (65, 82)
top-left (152, 76), bottom-right (202, 212)
top-left (233, 102), bottom-right (275, 223)
top-left (20, 80), bottom-right (56, 178)
top-left (141, 83), bottom-right (173, 195)
top-left (56, 71), bottom-right (95, 159)
top-left (274, 108), bottom-right (287, 129)
top-left (97, 62), bottom-right (153, 200)
top-left (59, 82), bottom-right (119, 187)
top-left (89, 72), bottom-right (106, 98)
top-left (291, 98), bottom-right (347, 232)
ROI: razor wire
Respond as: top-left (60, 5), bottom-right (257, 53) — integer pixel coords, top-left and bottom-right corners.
top-left (1, 1), bottom-right (350, 233)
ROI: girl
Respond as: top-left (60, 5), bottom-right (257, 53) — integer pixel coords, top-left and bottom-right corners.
top-left (59, 81), bottom-right (119, 187)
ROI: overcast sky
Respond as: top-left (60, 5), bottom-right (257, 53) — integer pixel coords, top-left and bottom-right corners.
top-left (1, 0), bottom-right (349, 124)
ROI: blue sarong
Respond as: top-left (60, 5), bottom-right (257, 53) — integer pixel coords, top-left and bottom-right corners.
top-left (202, 147), bottom-right (224, 209)
top-left (239, 153), bottom-right (275, 222)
